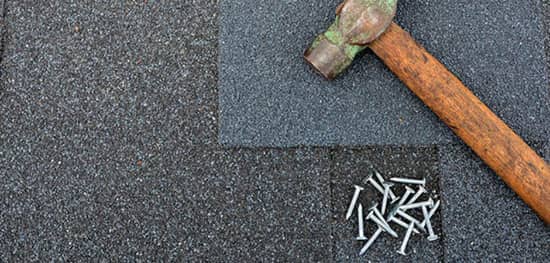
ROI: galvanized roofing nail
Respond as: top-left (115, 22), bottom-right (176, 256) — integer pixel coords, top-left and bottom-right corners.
top-left (422, 205), bottom-right (439, 241)
top-left (388, 215), bottom-right (421, 234)
top-left (373, 168), bottom-right (385, 185)
top-left (386, 202), bottom-right (401, 222)
top-left (397, 221), bottom-right (415, 256)
top-left (396, 209), bottom-right (425, 232)
top-left (350, 169), bottom-right (440, 256)
top-left (356, 204), bottom-right (368, 241)
top-left (399, 197), bottom-right (434, 211)
top-left (396, 186), bottom-right (415, 208)
top-left (406, 185), bottom-right (427, 205)
top-left (369, 203), bottom-right (391, 231)
top-left (346, 185), bottom-right (364, 220)
top-left (390, 177), bottom-right (426, 186)
top-left (381, 182), bottom-right (394, 215)
top-left (366, 211), bottom-right (398, 238)
top-left (364, 173), bottom-right (386, 196)
top-left (391, 196), bottom-right (401, 204)
top-left (372, 169), bottom-right (398, 200)
top-left (359, 227), bottom-right (383, 256)
top-left (420, 199), bottom-right (441, 229)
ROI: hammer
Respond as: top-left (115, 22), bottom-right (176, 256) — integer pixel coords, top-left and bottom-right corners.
top-left (304, 0), bottom-right (550, 223)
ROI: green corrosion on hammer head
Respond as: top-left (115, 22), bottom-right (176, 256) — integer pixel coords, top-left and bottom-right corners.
top-left (304, 0), bottom-right (398, 79)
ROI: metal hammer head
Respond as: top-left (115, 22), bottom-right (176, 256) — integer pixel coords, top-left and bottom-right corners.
top-left (304, 0), bottom-right (397, 79)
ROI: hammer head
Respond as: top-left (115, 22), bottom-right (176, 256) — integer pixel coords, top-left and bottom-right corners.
top-left (304, 0), bottom-right (397, 79)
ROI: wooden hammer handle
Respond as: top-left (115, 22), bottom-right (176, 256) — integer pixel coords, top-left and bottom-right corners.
top-left (369, 22), bottom-right (550, 223)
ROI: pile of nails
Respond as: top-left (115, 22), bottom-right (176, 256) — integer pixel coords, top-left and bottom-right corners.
top-left (346, 168), bottom-right (440, 257)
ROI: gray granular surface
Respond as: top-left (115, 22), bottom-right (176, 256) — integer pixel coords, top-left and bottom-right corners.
top-left (330, 147), bottom-right (443, 262)
top-left (1, 1), bottom-right (218, 148)
top-left (219, 0), bottom-right (549, 146)
top-left (545, 0), bottom-right (550, 70)
top-left (0, 0), bottom-right (222, 261)
top-left (0, 144), bottom-right (333, 261)
top-left (1, 0), bottom-right (549, 261)
top-left (439, 143), bottom-right (550, 262)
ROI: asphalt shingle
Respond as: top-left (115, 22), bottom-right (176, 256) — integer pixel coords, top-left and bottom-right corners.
top-left (544, 0), bottom-right (550, 70)
top-left (330, 147), bottom-right (443, 262)
top-left (219, 0), bottom-right (549, 146)
top-left (0, 0), bottom-right (221, 261)
top-left (439, 143), bottom-right (550, 262)
top-left (0, 146), bottom-right (332, 261)
top-left (0, 0), bottom-right (549, 261)
top-left (0, 0), bottom-right (218, 149)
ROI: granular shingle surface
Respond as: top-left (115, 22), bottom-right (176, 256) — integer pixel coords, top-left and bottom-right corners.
top-left (0, 145), bottom-right (332, 261)
top-left (0, 0), bottom-right (549, 261)
top-left (330, 147), bottom-right (443, 262)
top-left (545, 0), bottom-right (550, 69)
top-left (1, 0), bottom-right (218, 148)
top-left (0, 0), bottom-right (222, 261)
top-left (219, 0), bottom-right (549, 146)
top-left (439, 143), bottom-right (550, 262)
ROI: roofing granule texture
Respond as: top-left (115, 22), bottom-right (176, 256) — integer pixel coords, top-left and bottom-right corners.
top-left (219, 0), bottom-right (549, 146)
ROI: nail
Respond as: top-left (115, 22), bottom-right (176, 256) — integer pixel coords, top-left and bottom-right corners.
top-left (356, 204), bottom-right (367, 241)
top-left (391, 196), bottom-right (401, 204)
top-left (373, 169), bottom-right (398, 201)
top-left (406, 185), bottom-right (427, 205)
top-left (386, 203), bottom-right (401, 222)
top-left (388, 215), bottom-right (421, 234)
top-left (367, 211), bottom-right (398, 238)
top-left (422, 205), bottom-right (439, 241)
top-left (364, 173), bottom-right (396, 200)
top-left (390, 177), bottom-right (426, 186)
top-left (359, 227), bottom-right (383, 256)
top-left (373, 169), bottom-right (385, 185)
top-left (399, 198), bottom-right (434, 211)
top-left (381, 182), bottom-right (393, 215)
top-left (369, 204), bottom-right (392, 231)
top-left (396, 209), bottom-right (425, 232)
top-left (420, 200), bottom-right (440, 228)
top-left (346, 185), bottom-right (364, 220)
top-left (396, 186), bottom-right (415, 208)
top-left (397, 222), bottom-right (415, 256)
top-left (364, 173), bottom-right (384, 194)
